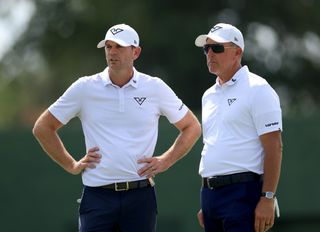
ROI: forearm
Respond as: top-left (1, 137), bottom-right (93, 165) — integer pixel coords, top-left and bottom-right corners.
top-left (137, 111), bottom-right (201, 177)
top-left (33, 120), bottom-right (76, 173)
top-left (162, 112), bottom-right (201, 167)
top-left (262, 150), bottom-right (282, 193)
top-left (260, 131), bottom-right (283, 193)
top-left (163, 124), bottom-right (200, 166)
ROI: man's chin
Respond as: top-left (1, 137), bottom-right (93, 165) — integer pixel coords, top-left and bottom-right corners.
top-left (208, 68), bottom-right (218, 76)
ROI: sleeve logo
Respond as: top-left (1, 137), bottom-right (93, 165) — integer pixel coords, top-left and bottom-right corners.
top-left (265, 122), bottom-right (279, 127)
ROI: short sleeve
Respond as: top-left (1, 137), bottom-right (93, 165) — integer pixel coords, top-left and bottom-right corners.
top-left (156, 79), bottom-right (188, 124)
top-left (251, 84), bottom-right (282, 135)
top-left (48, 78), bottom-right (84, 124)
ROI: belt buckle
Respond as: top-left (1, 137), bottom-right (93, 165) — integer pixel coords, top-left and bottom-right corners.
top-left (115, 182), bottom-right (129, 191)
top-left (207, 177), bottom-right (217, 190)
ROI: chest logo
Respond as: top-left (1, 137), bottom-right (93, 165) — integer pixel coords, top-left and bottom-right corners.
top-left (228, 98), bottom-right (236, 106)
top-left (134, 97), bottom-right (146, 105)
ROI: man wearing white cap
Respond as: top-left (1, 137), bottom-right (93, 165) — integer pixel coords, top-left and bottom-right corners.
top-left (33, 23), bottom-right (201, 232)
top-left (194, 23), bottom-right (283, 232)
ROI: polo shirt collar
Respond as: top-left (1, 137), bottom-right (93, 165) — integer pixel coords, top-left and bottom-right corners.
top-left (216, 65), bottom-right (249, 87)
top-left (100, 67), bottom-right (139, 88)
top-left (129, 68), bottom-right (139, 88)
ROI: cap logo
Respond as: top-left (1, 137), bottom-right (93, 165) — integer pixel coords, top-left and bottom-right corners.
top-left (110, 28), bottom-right (124, 35)
top-left (210, 25), bottom-right (222, 33)
top-left (234, 37), bottom-right (238, 41)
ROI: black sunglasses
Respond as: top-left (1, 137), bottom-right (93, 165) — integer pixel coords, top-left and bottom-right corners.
top-left (203, 44), bottom-right (235, 54)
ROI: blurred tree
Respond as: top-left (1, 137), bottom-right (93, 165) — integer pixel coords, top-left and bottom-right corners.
top-left (0, 0), bottom-right (320, 128)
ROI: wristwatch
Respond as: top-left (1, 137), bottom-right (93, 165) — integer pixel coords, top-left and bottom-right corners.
top-left (261, 191), bottom-right (275, 199)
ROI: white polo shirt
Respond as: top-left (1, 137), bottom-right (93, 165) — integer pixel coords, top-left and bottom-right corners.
top-left (49, 67), bottom-right (188, 186)
top-left (199, 66), bottom-right (282, 177)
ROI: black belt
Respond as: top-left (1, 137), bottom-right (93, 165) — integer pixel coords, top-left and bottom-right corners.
top-left (203, 172), bottom-right (262, 189)
top-left (100, 179), bottom-right (152, 191)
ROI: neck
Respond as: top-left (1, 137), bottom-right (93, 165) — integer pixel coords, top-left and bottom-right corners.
top-left (109, 68), bottom-right (134, 87)
top-left (218, 64), bottom-right (242, 85)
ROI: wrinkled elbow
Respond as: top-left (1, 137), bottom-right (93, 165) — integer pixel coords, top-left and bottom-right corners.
top-left (195, 121), bottom-right (202, 140)
top-left (32, 120), bottom-right (41, 138)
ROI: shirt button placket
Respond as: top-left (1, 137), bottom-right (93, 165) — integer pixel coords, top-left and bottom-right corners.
top-left (118, 88), bottom-right (125, 112)
top-left (216, 86), bottom-right (224, 121)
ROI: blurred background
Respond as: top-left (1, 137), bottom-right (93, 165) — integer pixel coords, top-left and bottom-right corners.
top-left (1, 0), bottom-right (320, 231)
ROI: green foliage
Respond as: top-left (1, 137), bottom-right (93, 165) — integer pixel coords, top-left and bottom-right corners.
top-left (1, 0), bottom-right (320, 128)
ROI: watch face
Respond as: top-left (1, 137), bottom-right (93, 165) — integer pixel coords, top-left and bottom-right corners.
top-left (262, 192), bottom-right (274, 199)
top-left (266, 192), bottom-right (273, 198)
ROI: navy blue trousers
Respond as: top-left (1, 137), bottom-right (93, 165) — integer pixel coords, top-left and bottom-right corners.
top-left (201, 180), bottom-right (262, 232)
top-left (79, 186), bottom-right (157, 232)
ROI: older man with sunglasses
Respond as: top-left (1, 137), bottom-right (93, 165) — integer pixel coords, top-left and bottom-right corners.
top-left (194, 23), bottom-right (283, 232)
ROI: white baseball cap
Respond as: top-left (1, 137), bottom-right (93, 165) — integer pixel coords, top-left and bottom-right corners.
top-left (97, 24), bottom-right (139, 48)
top-left (195, 23), bottom-right (244, 51)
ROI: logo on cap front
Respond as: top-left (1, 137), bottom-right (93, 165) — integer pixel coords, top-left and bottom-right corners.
top-left (210, 25), bottom-right (222, 33)
top-left (110, 28), bottom-right (124, 35)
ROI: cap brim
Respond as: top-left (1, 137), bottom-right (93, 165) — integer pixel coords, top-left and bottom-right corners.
top-left (195, 35), bottom-right (207, 47)
top-left (96, 38), bottom-right (131, 48)
top-left (195, 34), bottom-right (230, 47)
top-left (97, 40), bottom-right (106, 48)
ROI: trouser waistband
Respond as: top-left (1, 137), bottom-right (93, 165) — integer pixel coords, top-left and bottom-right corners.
top-left (202, 172), bottom-right (262, 189)
top-left (100, 179), bottom-right (152, 191)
